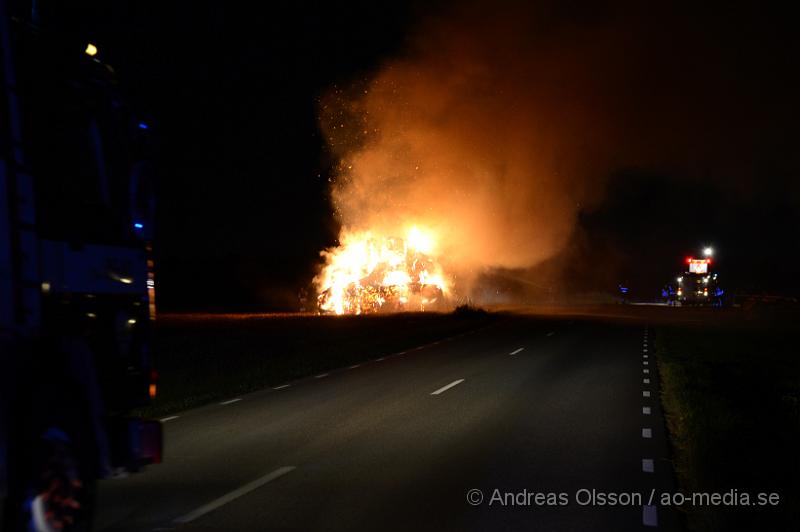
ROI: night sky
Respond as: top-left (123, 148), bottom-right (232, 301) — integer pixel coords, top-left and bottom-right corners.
top-left (54, 1), bottom-right (800, 309)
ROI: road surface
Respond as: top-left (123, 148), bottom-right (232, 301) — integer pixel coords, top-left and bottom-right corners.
top-left (96, 315), bottom-right (678, 531)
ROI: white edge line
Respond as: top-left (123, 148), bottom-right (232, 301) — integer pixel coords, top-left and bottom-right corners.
top-left (173, 466), bottom-right (296, 524)
top-left (431, 379), bottom-right (465, 395)
top-left (509, 347), bottom-right (524, 355)
top-left (159, 416), bottom-right (179, 422)
top-left (219, 398), bottom-right (242, 405)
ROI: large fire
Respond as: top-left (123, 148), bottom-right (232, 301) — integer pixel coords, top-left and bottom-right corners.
top-left (315, 226), bottom-right (450, 315)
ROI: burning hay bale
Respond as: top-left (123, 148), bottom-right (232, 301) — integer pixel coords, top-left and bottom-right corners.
top-left (315, 226), bottom-right (449, 315)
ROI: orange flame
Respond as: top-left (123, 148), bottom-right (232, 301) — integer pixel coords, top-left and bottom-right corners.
top-left (316, 226), bottom-right (450, 314)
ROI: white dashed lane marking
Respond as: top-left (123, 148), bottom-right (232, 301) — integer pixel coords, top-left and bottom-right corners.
top-left (160, 416), bottom-right (179, 422)
top-left (431, 379), bottom-right (465, 395)
top-left (173, 467), bottom-right (296, 524)
top-left (509, 347), bottom-right (524, 356)
top-left (219, 398), bottom-right (241, 405)
top-left (642, 329), bottom-right (658, 528)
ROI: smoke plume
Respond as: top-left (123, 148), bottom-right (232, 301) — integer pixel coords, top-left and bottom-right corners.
top-left (319, 0), bottom-right (799, 292)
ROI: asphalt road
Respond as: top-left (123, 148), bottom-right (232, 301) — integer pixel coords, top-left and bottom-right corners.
top-left (95, 315), bottom-right (679, 531)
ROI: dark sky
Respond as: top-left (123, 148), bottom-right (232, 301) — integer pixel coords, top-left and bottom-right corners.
top-left (49, 0), bottom-right (800, 308)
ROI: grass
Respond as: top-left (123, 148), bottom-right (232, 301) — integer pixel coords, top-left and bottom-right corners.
top-left (656, 323), bottom-right (800, 531)
top-left (141, 310), bottom-right (497, 417)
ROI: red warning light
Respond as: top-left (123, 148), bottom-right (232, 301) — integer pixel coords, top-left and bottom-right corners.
top-left (706, 258), bottom-right (712, 264)
top-left (686, 257), bottom-right (693, 264)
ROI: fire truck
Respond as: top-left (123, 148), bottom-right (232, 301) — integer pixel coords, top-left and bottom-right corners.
top-left (1, 2), bottom-right (161, 530)
top-left (674, 257), bottom-right (724, 306)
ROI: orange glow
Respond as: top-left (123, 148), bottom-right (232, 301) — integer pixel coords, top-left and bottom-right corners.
top-left (316, 226), bottom-right (450, 314)
top-left (148, 383), bottom-right (157, 399)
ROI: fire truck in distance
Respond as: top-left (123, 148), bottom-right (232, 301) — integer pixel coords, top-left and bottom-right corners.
top-left (674, 256), bottom-right (724, 306)
top-left (1, 2), bottom-right (161, 530)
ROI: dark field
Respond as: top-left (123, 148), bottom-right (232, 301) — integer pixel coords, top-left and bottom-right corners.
top-left (143, 308), bottom-right (497, 417)
top-left (656, 318), bottom-right (800, 531)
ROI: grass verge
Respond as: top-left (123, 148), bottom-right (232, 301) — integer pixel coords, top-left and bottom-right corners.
top-left (656, 323), bottom-right (800, 531)
top-left (141, 310), bottom-right (497, 418)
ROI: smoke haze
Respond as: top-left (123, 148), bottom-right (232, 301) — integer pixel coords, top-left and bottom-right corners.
top-left (320, 0), bottom-right (800, 295)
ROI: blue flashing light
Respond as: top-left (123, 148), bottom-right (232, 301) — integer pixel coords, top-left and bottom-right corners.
top-left (138, 122), bottom-right (149, 130)
top-left (134, 222), bottom-right (144, 230)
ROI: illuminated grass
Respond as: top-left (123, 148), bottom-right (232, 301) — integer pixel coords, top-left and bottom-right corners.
top-left (656, 325), bottom-right (800, 531)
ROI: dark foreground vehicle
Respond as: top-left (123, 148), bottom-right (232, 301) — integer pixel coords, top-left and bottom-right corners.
top-left (1, 2), bottom-right (161, 530)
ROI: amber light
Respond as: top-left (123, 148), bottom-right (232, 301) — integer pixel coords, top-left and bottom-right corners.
top-left (149, 383), bottom-right (157, 399)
